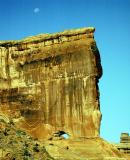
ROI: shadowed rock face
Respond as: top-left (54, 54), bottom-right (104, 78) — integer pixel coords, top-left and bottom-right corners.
top-left (0, 27), bottom-right (102, 139)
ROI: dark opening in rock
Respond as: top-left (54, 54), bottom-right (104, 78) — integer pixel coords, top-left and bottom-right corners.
top-left (54, 130), bottom-right (70, 139)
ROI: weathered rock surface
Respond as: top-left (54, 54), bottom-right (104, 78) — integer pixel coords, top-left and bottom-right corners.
top-left (115, 133), bottom-right (130, 156)
top-left (0, 27), bottom-right (129, 160)
top-left (0, 27), bottom-right (102, 139)
top-left (45, 137), bottom-right (130, 160)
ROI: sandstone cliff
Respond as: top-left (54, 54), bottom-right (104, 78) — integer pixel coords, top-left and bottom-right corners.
top-left (0, 27), bottom-right (130, 160)
top-left (0, 27), bottom-right (102, 139)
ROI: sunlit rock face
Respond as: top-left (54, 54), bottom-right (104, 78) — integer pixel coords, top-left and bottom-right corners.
top-left (0, 27), bottom-right (102, 139)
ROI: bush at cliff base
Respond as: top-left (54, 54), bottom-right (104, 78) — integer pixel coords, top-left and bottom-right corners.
top-left (0, 119), bottom-right (54, 160)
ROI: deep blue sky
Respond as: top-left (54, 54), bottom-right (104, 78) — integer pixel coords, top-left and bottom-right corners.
top-left (0, 0), bottom-right (130, 143)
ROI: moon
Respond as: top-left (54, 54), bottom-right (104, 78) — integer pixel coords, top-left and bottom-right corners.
top-left (34, 8), bottom-right (40, 13)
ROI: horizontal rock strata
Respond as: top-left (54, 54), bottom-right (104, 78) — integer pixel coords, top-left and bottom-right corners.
top-left (0, 27), bottom-right (102, 139)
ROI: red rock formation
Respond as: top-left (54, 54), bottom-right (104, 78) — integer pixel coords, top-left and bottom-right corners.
top-left (1, 27), bottom-right (130, 160)
top-left (0, 27), bottom-right (102, 139)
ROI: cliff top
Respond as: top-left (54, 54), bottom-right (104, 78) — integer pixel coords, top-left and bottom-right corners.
top-left (0, 27), bottom-right (95, 47)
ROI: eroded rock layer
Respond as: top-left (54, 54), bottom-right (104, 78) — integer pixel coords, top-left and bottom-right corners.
top-left (0, 27), bottom-right (102, 139)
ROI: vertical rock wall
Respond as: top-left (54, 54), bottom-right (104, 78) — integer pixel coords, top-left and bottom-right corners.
top-left (0, 27), bottom-right (102, 138)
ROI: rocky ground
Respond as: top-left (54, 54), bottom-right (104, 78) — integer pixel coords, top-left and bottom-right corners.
top-left (0, 117), bottom-right (130, 160)
top-left (44, 137), bottom-right (130, 160)
top-left (0, 119), bottom-right (54, 160)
